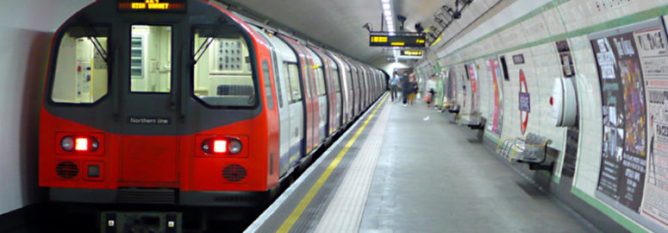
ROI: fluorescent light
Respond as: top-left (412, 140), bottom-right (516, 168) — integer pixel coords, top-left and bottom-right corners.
top-left (384, 10), bottom-right (391, 15)
top-left (382, 3), bottom-right (390, 10)
top-left (381, 0), bottom-right (390, 3)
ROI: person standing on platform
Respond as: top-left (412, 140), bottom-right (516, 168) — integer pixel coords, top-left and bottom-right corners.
top-left (425, 74), bottom-right (437, 108)
top-left (408, 74), bottom-right (419, 105)
top-left (390, 71), bottom-right (400, 102)
top-left (401, 72), bottom-right (411, 106)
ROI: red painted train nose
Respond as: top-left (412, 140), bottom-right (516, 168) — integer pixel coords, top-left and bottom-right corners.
top-left (119, 136), bottom-right (179, 188)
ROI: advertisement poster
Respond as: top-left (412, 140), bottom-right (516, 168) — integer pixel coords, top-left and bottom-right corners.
top-left (487, 58), bottom-right (504, 135)
top-left (637, 24), bottom-right (668, 228)
top-left (446, 68), bottom-right (457, 106)
top-left (592, 30), bottom-right (647, 212)
top-left (466, 64), bottom-right (480, 114)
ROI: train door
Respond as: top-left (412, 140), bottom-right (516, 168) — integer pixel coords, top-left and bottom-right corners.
top-left (252, 26), bottom-right (292, 176)
top-left (306, 48), bottom-right (328, 142)
top-left (279, 35), bottom-right (319, 155)
top-left (118, 23), bottom-right (183, 187)
top-left (330, 53), bottom-right (351, 125)
top-left (310, 47), bottom-right (338, 136)
top-left (327, 57), bottom-right (342, 134)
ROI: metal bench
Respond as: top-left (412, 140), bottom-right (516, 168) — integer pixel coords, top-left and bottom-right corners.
top-left (447, 104), bottom-right (460, 114)
top-left (466, 116), bottom-right (486, 130)
top-left (497, 133), bottom-right (554, 171)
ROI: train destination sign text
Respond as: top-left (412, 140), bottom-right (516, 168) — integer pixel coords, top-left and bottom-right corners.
top-left (369, 34), bottom-right (426, 48)
top-left (118, 0), bottom-right (186, 11)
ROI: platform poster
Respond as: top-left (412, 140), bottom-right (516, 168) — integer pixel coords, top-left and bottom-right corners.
top-left (638, 22), bottom-right (668, 228)
top-left (446, 68), bottom-right (457, 106)
top-left (592, 29), bottom-right (647, 212)
top-left (487, 58), bottom-right (504, 135)
top-left (466, 64), bottom-right (480, 115)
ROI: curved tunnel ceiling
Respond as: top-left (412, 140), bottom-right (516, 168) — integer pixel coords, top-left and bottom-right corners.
top-left (217, 0), bottom-right (448, 64)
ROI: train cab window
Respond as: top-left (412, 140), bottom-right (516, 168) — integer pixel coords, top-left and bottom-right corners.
top-left (315, 67), bottom-right (326, 96)
top-left (130, 25), bottom-right (172, 93)
top-left (285, 63), bottom-right (302, 102)
top-left (193, 27), bottom-right (256, 107)
top-left (51, 26), bottom-right (109, 104)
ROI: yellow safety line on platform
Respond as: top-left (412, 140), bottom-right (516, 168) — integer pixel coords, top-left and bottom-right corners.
top-left (276, 95), bottom-right (388, 233)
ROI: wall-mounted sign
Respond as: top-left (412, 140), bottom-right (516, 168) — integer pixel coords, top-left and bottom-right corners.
top-left (512, 54), bottom-right (525, 65)
top-left (118, 0), bottom-right (186, 12)
top-left (518, 69), bottom-right (530, 135)
top-left (369, 34), bottom-right (426, 47)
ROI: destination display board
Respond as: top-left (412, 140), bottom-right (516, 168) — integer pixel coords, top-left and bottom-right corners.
top-left (118, 0), bottom-right (186, 12)
top-left (369, 34), bottom-right (426, 48)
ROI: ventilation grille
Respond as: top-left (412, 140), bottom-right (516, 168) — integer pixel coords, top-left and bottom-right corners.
top-left (56, 161), bottom-right (78, 179)
top-left (117, 188), bottom-right (176, 204)
top-left (222, 164), bottom-right (246, 182)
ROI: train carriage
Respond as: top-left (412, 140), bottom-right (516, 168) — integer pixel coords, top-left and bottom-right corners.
top-left (38, 0), bottom-right (385, 227)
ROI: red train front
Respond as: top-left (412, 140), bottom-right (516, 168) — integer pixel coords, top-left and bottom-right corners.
top-left (39, 0), bottom-right (281, 208)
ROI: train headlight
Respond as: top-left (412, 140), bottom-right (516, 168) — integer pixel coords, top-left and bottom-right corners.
top-left (61, 136), bottom-right (75, 152)
top-left (201, 138), bottom-right (242, 155)
top-left (74, 137), bottom-right (89, 152)
top-left (213, 139), bottom-right (228, 153)
top-left (228, 139), bottom-right (242, 154)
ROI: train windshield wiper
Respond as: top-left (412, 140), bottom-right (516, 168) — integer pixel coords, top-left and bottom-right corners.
top-left (193, 37), bottom-right (215, 64)
top-left (75, 24), bottom-right (109, 64)
top-left (87, 34), bottom-right (108, 63)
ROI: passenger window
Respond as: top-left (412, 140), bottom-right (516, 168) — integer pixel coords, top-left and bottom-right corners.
top-left (51, 26), bottom-right (109, 104)
top-left (333, 68), bottom-right (341, 92)
top-left (262, 60), bottom-right (274, 110)
top-left (315, 68), bottom-right (326, 96)
top-left (286, 63), bottom-right (302, 102)
top-left (193, 27), bottom-right (256, 107)
top-left (130, 25), bottom-right (172, 93)
top-left (271, 54), bottom-right (284, 108)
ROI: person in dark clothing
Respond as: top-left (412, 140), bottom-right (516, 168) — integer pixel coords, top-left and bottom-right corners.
top-left (408, 76), bottom-right (418, 105)
top-left (401, 73), bottom-right (411, 106)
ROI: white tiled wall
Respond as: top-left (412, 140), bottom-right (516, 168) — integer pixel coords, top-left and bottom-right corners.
top-left (416, 0), bottom-right (668, 231)
top-left (0, 0), bottom-right (95, 215)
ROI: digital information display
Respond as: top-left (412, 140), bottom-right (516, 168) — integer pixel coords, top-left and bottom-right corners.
top-left (369, 34), bottom-right (426, 48)
top-left (118, 0), bottom-right (186, 12)
top-left (400, 50), bottom-right (424, 57)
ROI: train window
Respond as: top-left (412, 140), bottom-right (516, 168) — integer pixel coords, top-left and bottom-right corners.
top-left (193, 27), bottom-right (256, 107)
top-left (51, 26), bottom-right (109, 104)
top-left (315, 67), bottom-right (326, 96)
top-left (271, 53), bottom-right (284, 108)
top-left (262, 60), bottom-right (274, 110)
top-left (286, 63), bottom-right (302, 102)
top-left (130, 25), bottom-right (172, 93)
top-left (333, 68), bottom-right (341, 93)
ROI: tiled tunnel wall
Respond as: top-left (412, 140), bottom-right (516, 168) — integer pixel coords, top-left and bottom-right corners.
top-left (417, 0), bottom-right (668, 232)
top-left (0, 0), bottom-right (93, 216)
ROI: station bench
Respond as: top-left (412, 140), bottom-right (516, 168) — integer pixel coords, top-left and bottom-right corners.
top-left (465, 115), bottom-right (486, 130)
top-left (497, 133), bottom-right (554, 171)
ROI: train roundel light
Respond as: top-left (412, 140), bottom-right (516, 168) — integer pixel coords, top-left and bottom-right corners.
top-left (61, 136), bottom-right (75, 152)
top-left (228, 139), bottom-right (242, 154)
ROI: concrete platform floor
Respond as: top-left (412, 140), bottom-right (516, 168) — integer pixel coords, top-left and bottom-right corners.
top-left (248, 97), bottom-right (601, 233)
top-left (357, 100), bottom-right (599, 233)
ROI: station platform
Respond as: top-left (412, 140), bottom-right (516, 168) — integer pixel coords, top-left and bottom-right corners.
top-left (245, 95), bottom-right (600, 233)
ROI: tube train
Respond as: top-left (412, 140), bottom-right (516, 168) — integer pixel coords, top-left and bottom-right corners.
top-left (38, 0), bottom-right (385, 213)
